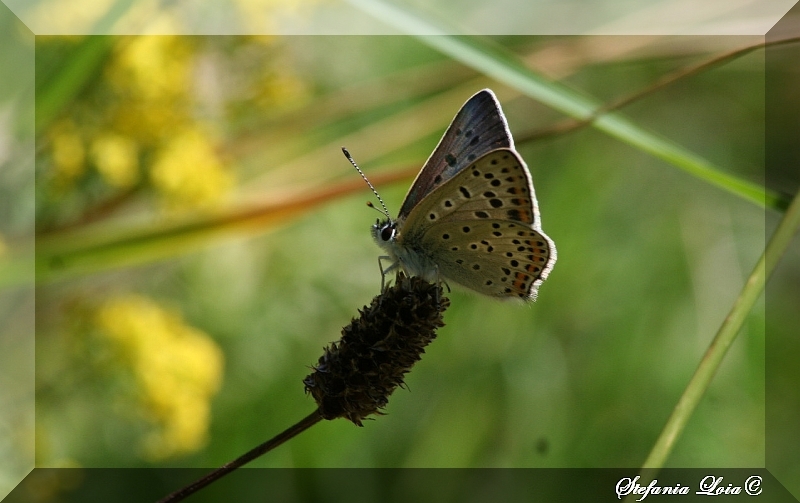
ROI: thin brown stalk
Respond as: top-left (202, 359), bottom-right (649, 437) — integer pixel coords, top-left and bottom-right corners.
top-left (156, 410), bottom-right (323, 503)
top-left (518, 36), bottom-right (800, 143)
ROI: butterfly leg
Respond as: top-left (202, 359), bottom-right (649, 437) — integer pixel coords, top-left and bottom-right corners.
top-left (433, 265), bottom-right (451, 303)
top-left (377, 255), bottom-right (398, 292)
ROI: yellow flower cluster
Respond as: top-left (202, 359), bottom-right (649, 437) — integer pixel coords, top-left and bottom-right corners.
top-left (94, 294), bottom-right (224, 460)
top-left (106, 36), bottom-right (194, 145)
top-left (150, 127), bottom-right (235, 211)
top-left (106, 36), bottom-right (234, 210)
top-left (90, 132), bottom-right (140, 188)
top-left (109, 36), bottom-right (192, 103)
top-left (43, 35), bottom-right (234, 212)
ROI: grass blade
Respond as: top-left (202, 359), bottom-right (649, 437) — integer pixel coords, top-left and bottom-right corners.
top-left (345, 0), bottom-right (786, 211)
top-left (641, 187), bottom-right (800, 470)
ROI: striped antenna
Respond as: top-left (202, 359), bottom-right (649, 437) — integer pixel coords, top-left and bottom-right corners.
top-left (342, 147), bottom-right (391, 218)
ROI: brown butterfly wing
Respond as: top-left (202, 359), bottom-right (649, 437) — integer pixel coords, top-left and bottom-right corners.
top-left (397, 148), bottom-right (556, 300)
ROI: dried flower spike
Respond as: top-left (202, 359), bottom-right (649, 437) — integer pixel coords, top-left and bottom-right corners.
top-left (304, 273), bottom-right (449, 425)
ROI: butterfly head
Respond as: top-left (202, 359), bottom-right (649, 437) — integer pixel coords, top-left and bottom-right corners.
top-left (372, 218), bottom-right (397, 245)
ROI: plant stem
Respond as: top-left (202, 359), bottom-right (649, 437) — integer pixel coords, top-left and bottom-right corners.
top-left (641, 187), bottom-right (800, 472)
top-left (156, 409), bottom-right (323, 503)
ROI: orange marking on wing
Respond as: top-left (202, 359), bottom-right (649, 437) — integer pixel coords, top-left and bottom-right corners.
top-left (513, 271), bottom-right (529, 292)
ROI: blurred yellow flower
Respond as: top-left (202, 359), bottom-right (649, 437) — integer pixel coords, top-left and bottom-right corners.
top-left (106, 36), bottom-right (194, 144)
top-left (109, 36), bottom-right (192, 102)
top-left (50, 120), bottom-right (86, 182)
top-left (149, 127), bottom-right (235, 211)
top-left (112, 98), bottom-right (189, 148)
top-left (90, 133), bottom-right (140, 188)
top-left (94, 294), bottom-right (224, 460)
top-left (38, 35), bottom-right (311, 220)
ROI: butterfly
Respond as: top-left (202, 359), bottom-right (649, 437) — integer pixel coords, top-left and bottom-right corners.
top-left (347, 89), bottom-right (556, 300)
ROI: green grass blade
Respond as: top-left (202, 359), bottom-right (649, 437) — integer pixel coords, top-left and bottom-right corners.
top-left (641, 187), bottom-right (800, 471)
top-left (35, 36), bottom-right (115, 135)
top-left (21, 175), bottom-right (377, 286)
top-left (345, 0), bottom-right (786, 211)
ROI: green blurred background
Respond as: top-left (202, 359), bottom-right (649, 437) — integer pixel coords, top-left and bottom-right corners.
top-left (3, 10), bottom-right (799, 500)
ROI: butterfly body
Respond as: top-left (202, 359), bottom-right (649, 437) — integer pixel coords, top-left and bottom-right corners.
top-left (368, 89), bottom-right (556, 300)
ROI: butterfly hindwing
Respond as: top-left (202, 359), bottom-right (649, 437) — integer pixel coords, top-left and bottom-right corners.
top-left (397, 89), bottom-right (514, 220)
top-left (432, 220), bottom-right (553, 299)
top-left (398, 148), bottom-right (556, 299)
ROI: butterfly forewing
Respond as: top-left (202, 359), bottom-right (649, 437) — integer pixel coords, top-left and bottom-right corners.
top-left (399, 148), bottom-right (556, 299)
top-left (398, 89), bottom-right (514, 220)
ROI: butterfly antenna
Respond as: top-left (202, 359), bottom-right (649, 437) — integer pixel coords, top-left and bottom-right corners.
top-left (342, 147), bottom-right (391, 218)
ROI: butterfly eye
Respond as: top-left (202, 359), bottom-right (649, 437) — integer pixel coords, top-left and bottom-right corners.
top-left (380, 224), bottom-right (395, 242)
